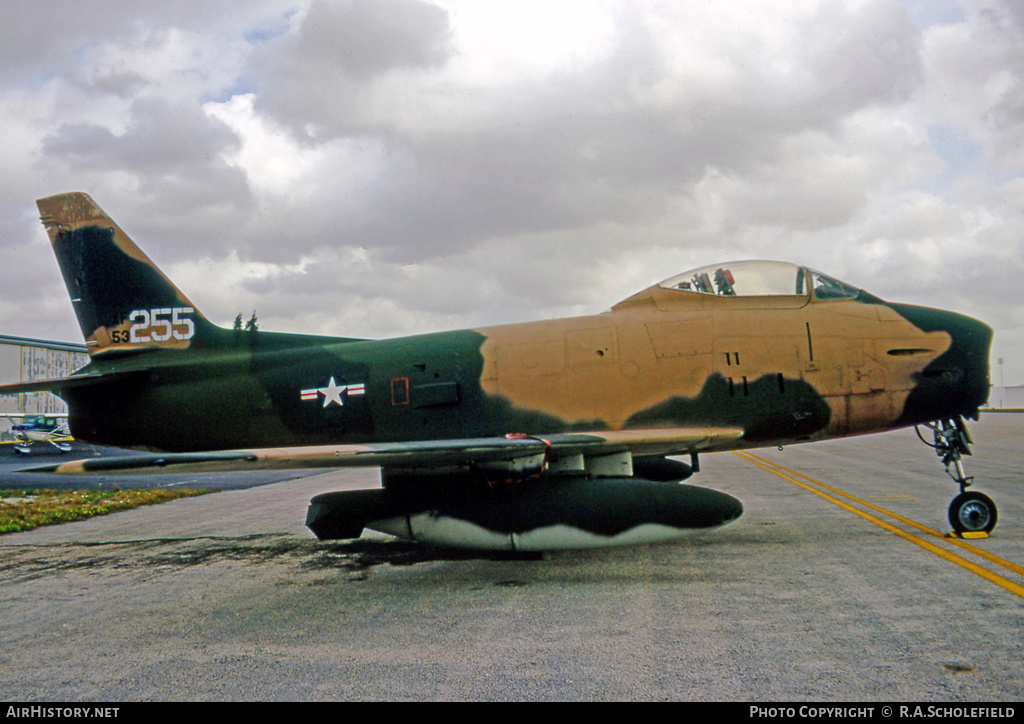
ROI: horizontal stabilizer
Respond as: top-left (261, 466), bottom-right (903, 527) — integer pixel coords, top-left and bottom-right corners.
top-left (0, 369), bottom-right (148, 397)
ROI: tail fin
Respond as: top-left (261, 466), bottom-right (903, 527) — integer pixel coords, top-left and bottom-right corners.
top-left (37, 192), bottom-right (217, 356)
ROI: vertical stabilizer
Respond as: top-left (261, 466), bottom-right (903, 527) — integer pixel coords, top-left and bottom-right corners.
top-left (37, 192), bottom-right (215, 356)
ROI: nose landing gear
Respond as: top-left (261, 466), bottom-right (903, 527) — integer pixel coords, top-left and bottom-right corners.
top-left (917, 417), bottom-right (997, 536)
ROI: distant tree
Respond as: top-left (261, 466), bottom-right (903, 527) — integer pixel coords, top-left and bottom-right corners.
top-left (233, 314), bottom-right (243, 331)
top-left (245, 312), bottom-right (259, 332)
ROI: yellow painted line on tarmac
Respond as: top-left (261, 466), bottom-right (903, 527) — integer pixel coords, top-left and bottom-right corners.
top-left (739, 450), bottom-right (1024, 579)
top-left (734, 449), bottom-right (1024, 601)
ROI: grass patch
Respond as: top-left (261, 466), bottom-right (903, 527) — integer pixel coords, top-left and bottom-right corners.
top-left (0, 488), bottom-right (210, 534)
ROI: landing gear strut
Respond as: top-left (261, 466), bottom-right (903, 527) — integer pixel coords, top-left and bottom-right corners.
top-left (917, 417), bottom-right (997, 536)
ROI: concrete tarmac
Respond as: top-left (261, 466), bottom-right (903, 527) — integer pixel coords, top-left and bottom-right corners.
top-left (1, 413), bottom-right (1022, 701)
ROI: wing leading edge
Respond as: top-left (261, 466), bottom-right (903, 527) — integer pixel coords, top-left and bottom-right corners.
top-left (26, 427), bottom-right (748, 551)
top-left (28, 427), bottom-right (744, 476)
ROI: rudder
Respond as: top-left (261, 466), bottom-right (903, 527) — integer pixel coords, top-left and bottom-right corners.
top-left (37, 192), bottom-right (216, 356)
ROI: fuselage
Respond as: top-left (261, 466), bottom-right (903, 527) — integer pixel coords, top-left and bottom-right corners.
top-left (62, 263), bottom-right (992, 455)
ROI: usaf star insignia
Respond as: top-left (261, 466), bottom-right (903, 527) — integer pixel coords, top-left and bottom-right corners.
top-left (300, 377), bottom-right (366, 407)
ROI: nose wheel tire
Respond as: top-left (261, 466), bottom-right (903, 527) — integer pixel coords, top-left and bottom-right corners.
top-left (948, 491), bottom-right (997, 535)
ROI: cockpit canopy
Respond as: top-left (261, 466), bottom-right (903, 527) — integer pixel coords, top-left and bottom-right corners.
top-left (658, 261), bottom-right (861, 300)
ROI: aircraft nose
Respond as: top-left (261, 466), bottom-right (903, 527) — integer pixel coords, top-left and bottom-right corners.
top-left (894, 305), bottom-right (993, 425)
top-left (937, 310), bottom-right (992, 417)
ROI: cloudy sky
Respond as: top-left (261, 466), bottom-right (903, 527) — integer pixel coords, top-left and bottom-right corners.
top-left (1, 0), bottom-right (1022, 384)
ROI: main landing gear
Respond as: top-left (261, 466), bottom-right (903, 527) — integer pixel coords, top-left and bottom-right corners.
top-left (917, 417), bottom-right (997, 537)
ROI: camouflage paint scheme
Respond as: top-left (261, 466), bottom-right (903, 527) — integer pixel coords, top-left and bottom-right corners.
top-left (0, 193), bottom-right (993, 550)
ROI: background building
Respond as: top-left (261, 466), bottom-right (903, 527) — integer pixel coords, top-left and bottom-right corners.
top-left (0, 334), bottom-right (88, 441)
top-left (987, 385), bottom-right (1024, 411)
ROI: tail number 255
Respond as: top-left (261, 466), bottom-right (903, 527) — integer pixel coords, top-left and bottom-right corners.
top-left (113, 307), bottom-right (196, 343)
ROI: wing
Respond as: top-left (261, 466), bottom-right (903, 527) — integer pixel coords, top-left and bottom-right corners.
top-left (28, 427), bottom-right (743, 476)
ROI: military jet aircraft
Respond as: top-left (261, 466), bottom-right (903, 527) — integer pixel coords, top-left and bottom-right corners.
top-left (0, 192), bottom-right (995, 549)
top-left (0, 413), bottom-right (72, 453)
